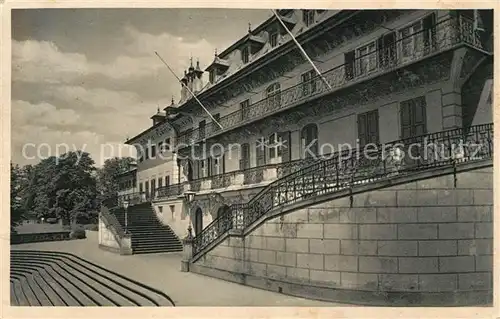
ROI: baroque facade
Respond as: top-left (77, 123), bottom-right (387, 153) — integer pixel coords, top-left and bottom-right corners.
top-left (116, 9), bottom-right (494, 304)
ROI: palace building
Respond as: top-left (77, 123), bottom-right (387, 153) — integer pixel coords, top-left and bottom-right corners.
top-left (106, 9), bottom-right (494, 305)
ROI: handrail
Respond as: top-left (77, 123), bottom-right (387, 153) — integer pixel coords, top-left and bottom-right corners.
top-left (99, 204), bottom-right (126, 246)
top-left (192, 123), bottom-right (493, 257)
top-left (177, 15), bottom-right (485, 149)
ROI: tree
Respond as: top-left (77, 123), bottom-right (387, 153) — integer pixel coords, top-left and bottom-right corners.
top-left (10, 163), bottom-right (26, 232)
top-left (23, 151), bottom-right (98, 225)
top-left (96, 157), bottom-right (135, 201)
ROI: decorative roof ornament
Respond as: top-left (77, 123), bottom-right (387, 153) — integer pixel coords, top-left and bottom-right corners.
top-left (248, 22), bottom-right (252, 33)
top-left (214, 48), bottom-right (218, 57)
top-left (171, 96), bottom-right (175, 105)
top-left (189, 56), bottom-right (194, 71)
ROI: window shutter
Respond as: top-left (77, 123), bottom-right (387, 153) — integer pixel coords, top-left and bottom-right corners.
top-left (278, 131), bottom-right (291, 161)
top-left (192, 159), bottom-right (199, 180)
top-left (358, 113), bottom-right (367, 147)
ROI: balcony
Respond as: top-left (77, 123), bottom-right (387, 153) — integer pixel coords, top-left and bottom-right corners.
top-left (176, 16), bottom-right (487, 148)
top-left (154, 162), bottom-right (297, 200)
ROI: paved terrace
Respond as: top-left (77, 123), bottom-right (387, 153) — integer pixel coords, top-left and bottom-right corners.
top-left (11, 232), bottom-right (339, 306)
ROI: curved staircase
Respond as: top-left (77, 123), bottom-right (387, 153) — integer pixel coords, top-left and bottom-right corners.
top-left (112, 203), bottom-right (183, 254)
top-left (192, 123), bottom-right (493, 259)
top-left (10, 250), bottom-right (175, 306)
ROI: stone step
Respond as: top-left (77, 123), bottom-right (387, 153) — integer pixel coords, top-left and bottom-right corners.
top-left (10, 251), bottom-right (174, 306)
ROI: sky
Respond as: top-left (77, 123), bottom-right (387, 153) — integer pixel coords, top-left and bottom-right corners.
top-left (11, 8), bottom-right (271, 167)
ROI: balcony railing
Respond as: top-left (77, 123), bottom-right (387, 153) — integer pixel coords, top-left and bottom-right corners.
top-left (192, 123), bottom-right (493, 257)
top-left (176, 16), bottom-right (485, 148)
top-left (154, 161), bottom-right (295, 200)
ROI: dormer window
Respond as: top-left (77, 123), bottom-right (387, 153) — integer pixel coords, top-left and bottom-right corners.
top-left (241, 46), bottom-right (249, 64)
top-left (270, 32), bottom-right (278, 47)
top-left (209, 70), bottom-right (216, 83)
top-left (303, 10), bottom-right (315, 27)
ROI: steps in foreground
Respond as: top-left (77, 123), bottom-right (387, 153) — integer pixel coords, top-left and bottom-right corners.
top-left (10, 250), bottom-right (175, 306)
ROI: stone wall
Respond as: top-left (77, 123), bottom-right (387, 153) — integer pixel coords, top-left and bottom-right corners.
top-left (98, 216), bottom-right (120, 251)
top-left (191, 166), bottom-right (493, 305)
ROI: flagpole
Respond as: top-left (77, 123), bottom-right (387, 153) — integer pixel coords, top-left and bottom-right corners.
top-left (271, 9), bottom-right (332, 90)
top-left (154, 51), bottom-right (223, 130)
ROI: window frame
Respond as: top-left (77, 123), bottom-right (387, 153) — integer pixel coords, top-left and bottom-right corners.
top-left (302, 10), bottom-right (315, 27)
top-left (266, 82), bottom-right (281, 108)
top-left (301, 69), bottom-right (317, 96)
top-left (355, 40), bottom-right (377, 76)
top-left (241, 46), bottom-right (250, 64)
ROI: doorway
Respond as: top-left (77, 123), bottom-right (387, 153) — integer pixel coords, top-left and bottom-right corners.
top-left (194, 207), bottom-right (203, 236)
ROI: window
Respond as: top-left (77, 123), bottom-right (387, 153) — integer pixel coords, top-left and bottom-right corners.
top-left (164, 138), bottom-right (171, 151)
top-left (151, 178), bottom-right (156, 194)
top-left (345, 50), bottom-right (355, 80)
top-left (256, 137), bottom-right (266, 166)
top-left (301, 70), bottom-right (317, 96)
top-left (209, 70), bottom-right (216, 83)
top-left (302, 10), bottom-right (315, 27)
top-left (356, 41), bottom-right (377, 76)
top-left (358, 110), bottom-right (380, 147)
top-left (268, 133), bottom-right (282, 159)
top-left (165, 175), bottom-right (170, 186)
top-left (199, 120), bottom-right (206, 139)
top-left (139, 182), bottom-right (143, 193)
top-left (301, 124), bottom-right (319, 159)
top-left (377, 32), bottom-right (397, 69)
top-left (213, 157), bottom-right (223, 175)
top-left (200, 159), bottom-right (208, 178)
top-left (400, 96), bottom-right (427, 139)
top-left (145, 147), bottom-right (149, 160)
top-left (399, 21), bottom-right (424, 61)
top-left (270, 32), bottom-right (278, 47)
top-left (241, 46), bottom-right (249, 64)
top-left (170, 205), bottom-right (175, 220)
top-left (266, 83), bottom-right (281, 108)
top-left (151, 144), bottom-right (156, 159)
top-left (239, 143), bottom-right (250, 170)
top-left (240, 99), bottom-right (250, 121)
top-left (158, 206), bottom-right (163, 213)
top-left (158, 177), bottom-right (163, 189)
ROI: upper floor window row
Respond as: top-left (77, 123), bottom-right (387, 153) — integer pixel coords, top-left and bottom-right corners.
top-left (344, 13), bottom-right (437, 79)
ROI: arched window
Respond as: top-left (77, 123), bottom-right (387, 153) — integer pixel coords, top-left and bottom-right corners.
top-left (301, 123), bottom-right (318, 159)
top-left (266, 83), bottom-right (281, 109)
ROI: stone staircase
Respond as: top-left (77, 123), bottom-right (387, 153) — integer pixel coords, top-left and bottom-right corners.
top-left (112, 203), bottom-right (183, 254)
top-left (10, 250), bottom-right (174, 306)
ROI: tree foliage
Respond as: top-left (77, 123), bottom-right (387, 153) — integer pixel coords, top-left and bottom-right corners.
top-left (11, 152), bottom-right (134, 230)
top-left (96, 157), bottom-right (135, 201)
top-left (10, 163), bottom-right (26, 232)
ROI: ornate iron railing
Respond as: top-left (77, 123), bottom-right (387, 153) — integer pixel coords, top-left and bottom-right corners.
top-left (156, 184), bottom-right (183, 198)
top-left (192, 123), bottom-right (493, 257)
top-left (177, 16), bottom-right (485, 148)
top-left (243, 166), bottom-right (265, 185)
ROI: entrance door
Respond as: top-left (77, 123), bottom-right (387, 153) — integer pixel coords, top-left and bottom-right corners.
top-left (194, 208), bottom-right (203, 236)
top-left (400, 96), bottom-right (427, 168)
